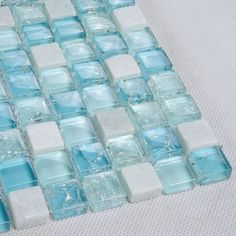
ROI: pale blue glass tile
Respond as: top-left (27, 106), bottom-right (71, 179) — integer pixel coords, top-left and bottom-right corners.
top-left (155, 155), bottom-right (197, 195)
top-left (39, 67), bottom-right (74, 95)
top-left (140, 127), bottom-right (183, 164)
top-left (123, 28), bottom-right (158, 54)
top-left (73, 0), bottom-right (105, 16)
top-left (52, 17), bottom-right (85, 44)
top-left (0, 129), bottom-right (27, 161)
top-left (15, 96), bottom-right (52, 127)
top-left (82, 171), bottom-right (126, 212)
top-left (0, 49), bottom-right (31, 74)
top-left (82, 84), bottom-right (118, 116)
top-left (6, 70), bottom-right (40, 100)
top-left (148, 71), bottom-right (186, 101)
top-left (0, 29), bottom-right (22, 52)
top-left (161, 95), bottom-right (201, 125)
top-left (71, 142), bottom-right (111, 178)
top-left (93, 33), bottom-right (128, 60)
top-left (44, 180), bottom-right (88, 220)
top-left (106, 135), bottom-right (146, 170)
top-left (34, 151), bottom-right (74, 187)
top-left (73, 61), bottom-right (107, 89)
top-left (0, 200), bottom-right (10, 233)
top-left (60, 116), bottom-right (97, 148)
top-left (0, 103), bottom-right (16, 131)
top-left (115, 78), bottom-right (152, 104)
top-left (189, 147), bottom-right (232, 185)
top-left (50, 90), bottom-right (86, 119)
top-left (0, 156), bottom-right (37, 194)
top-left (0, 82), bottom-right (7, 102)
top-left (128, 101), bottom-right (167, 131)
top-left (103, 0), bottom-right (135, 12)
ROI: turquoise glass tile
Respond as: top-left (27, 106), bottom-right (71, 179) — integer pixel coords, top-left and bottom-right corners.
top-left (73, 0), bottom-right (105, 16)
top-left (0, 156), bottom-right (37, 194)
top-left (50, 90), bottom-right (86, 119)
top-left (0, 103), bottom-right (16, 131)
top-left (44, 180), bottom-right (88, 220)
top-left (0, 29), bottom-right (22, 52)
top-left (161, 95), bottom-right (201, 125)
top-left (82, 171), bottom-right (126, 212)
top-left (93, 33), bottom-right (128, 60)
top-left (82, 84), bottom-right (118, 116)
top-left (0, 82), bottom-right (7, 102)
top-left (148, 71), bottom-right (186, 101)
top-left (189, 147), bottom-right (232, 185)
top-left (155, 155), bottom-right (197, 195)
top-left (103, 0), bottom-right (135, 12)
top-left (0, 200), bottom-right (10, 233)
top-left (34, 151), bottom-right (74, 187)
top-left (73, 61), bottom-right (107, 89)
top-left (71, 142), bottom-right (111, 178)
top-left (140, 127), bottom-right (183, 164)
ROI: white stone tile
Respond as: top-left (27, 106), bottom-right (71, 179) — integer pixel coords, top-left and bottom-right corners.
top-left (119, 162), bottom-right (162, 203)
top-left (0, 7), bottom-right (15, 30)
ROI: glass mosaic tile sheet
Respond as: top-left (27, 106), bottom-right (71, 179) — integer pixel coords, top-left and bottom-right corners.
top-left (0, 0), bottom-right (232, 232)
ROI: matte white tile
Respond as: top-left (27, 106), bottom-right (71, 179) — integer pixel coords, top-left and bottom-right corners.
top-left (0, 7), bottom-right (15, 30)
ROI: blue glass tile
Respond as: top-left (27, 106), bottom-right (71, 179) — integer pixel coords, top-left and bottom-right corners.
top-left (140, 127), bottom-right (183, 164)
top-left (0, 82), bottom-right (7, 102)
top-left (155, 155), bottom-right (197, 195)
top-left (103, 0), bottom-right (135, 12)
top-left (0, 103), bottom-right (16, 131)
top-left (73, 61), bottom-right (107, 89)
top-left (71, 142), bottom-right (111, 178)
top-left (0, 29), bottom-right (22, 52)
top-left (73, 0), bottom-right (105, 16)
top-left (161, 95), bottom-right (201, 125)
top-left (50, 90), bottom-right (86, 119)
top-left (93, 33), bottom-right (128, 60)
top-left (189, 147), bottom-right (232, 185)
top-left (0, 200), bottom-right (10, 233)
top-left (115, 78), bottom-right (152, 104)
top-left (82, 84), bottom-right (118, 116)
top-left (44, 180), bottom-right (88, 220)
top-left (0, 157), bottom-right (37, 194)
top-left (82, 171), bottom-right (126, 212)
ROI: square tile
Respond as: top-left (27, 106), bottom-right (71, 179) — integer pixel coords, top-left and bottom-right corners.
top-left (30, 42), bottom-right (66, 73)
top-left (8, 186), bottom-right (49, 230)
top-left (34, 151), bottom-right (74, 187)
top-left (119, 162), bottom-right (162, 202)
top-left (0, 200), bottom-right (10, 233)
top-left (73, 0), bottom-right (105, 16)
top-left (26, 121), bottom-right (64, 156)
top-left (176, 120), bottom-right (219, 154)
top-left (155, 155), bottom-right (197, 195)
top-left (0, 7), bottom-right (15, 30)
top-left (0, 103), bottom-right (16, 131)
top-left (104, 0), bottom-right (135, 12)
top-left (82, 171), bottom-right (126, 212)
top-left (189, 147), bottom-right (232, 185)
top-left (94, 107), bottom-right (134, 143)
top-left (0, 29), bottom-right (21, 52)
top-left (112, 5), bottom-right (147, 31)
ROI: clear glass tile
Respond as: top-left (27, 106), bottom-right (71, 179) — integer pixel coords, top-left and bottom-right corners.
top-left (44, 180), bottom-right (88, 220)
top-left (73, 0), bottom-right (105, 16)
top-left (189, 147), bottom-right (232, 185)
top-left (0, 103), bottom-right (16, 131)
top-left (104, 0), bottom-right (135, 12)
top-left (0, 82), bottom-right (7, 102)
top-left (0, 200), bottom-right (10, 233)
top-left (155, 155), bottom-right (197, 195)
top-left (82, 171), bottom-right (126, 212)
top-left (0, 29), bottom-right (21, 52)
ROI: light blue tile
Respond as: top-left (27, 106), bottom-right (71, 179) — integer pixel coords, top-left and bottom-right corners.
top-left (0, 29), bottom-right (22, 52)
top-left (0, 200), bottom-right (10, 233)
top-left (103, 0), bottom-right (135, 12)
top-left (0, 103), bottom-right (16, 131)
top-left (0, 82), bottom-right (7, 102)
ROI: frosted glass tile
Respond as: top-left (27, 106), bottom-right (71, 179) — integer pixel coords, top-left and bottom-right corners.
top-left (0, 29), bottom-right (21, 52)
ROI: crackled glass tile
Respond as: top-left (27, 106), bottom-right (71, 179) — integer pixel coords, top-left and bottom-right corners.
top-left (39, 67), bottom-right (74, 95)
top-left (161, 95), bottom-right (201, 125)
top-left (60, 116), bottom-right (97, 148)
top-left (155, 155), bottom-right (197, 195)
top-left (34, 151), bottom-right (74, 187)
top-left (82, 84), bottom-right (118, 116)
top-left (15, 96), bottom-right (52, 127)
top-left (140, 127), bottom-right (183, 164)
top-left (115, 78), bottom-right (152, 104)
top-left (106, 135), bottom-right (145, 169)
top-left (82, 171), bottom-right (126, 212)
top-left (92, 33), bottom-right (128, 60)
top-left (0, 82), bottom-right (7, 102)
top-left (0, 157), bottom-right (37, 194)
top-left (128, 101), bottom-right (167, 130)
top-left (189, 147), bottom-right (232, 185)
top-left (73, 0), bottom-right (105, 16)
top-left (6, 70), bottom-right (40, 100)
top-left (73, 61), bottom-right (107, 89)
top-left (44, 180), bottom-right (88, 220)
top-left (148, 71), bottom-right (186, 101)
top-left (0, 200), bottom-right (10, 233)
top-left (0, 29), bottom-right (22, 52)
top-left (71, 142), bottom-right (111, 178)
top-left (0, 129), bottom-right (27, 160)
top-left (52, 17), bottom-right (85, 44)
top-left (0, 103), bottom-right (16, 131)
top-left (123, 28), bottom-right (158, 54)
top-left (103, 0), bottom-right (135, 12)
